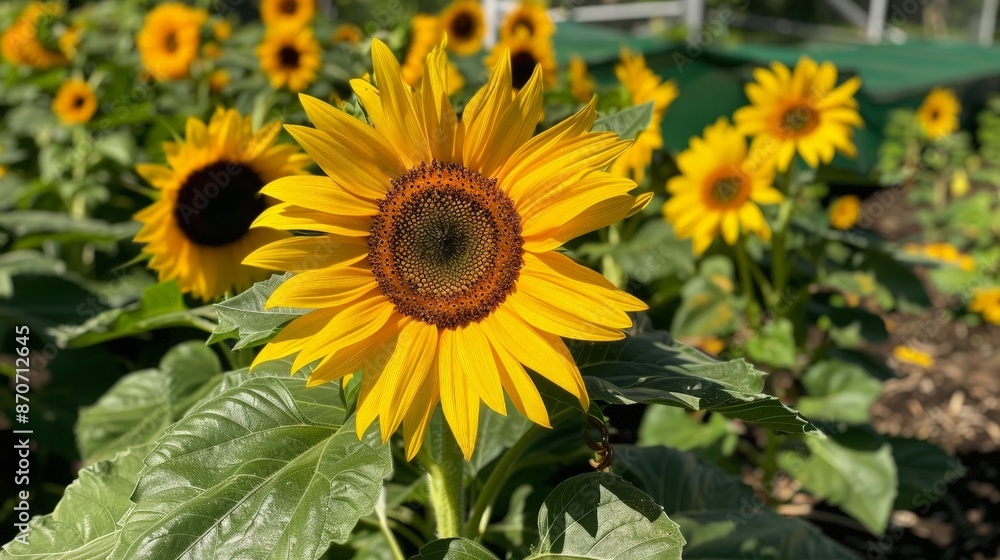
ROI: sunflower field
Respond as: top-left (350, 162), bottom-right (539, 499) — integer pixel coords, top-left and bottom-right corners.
top-left (2, 0), bottom-right (999, 559)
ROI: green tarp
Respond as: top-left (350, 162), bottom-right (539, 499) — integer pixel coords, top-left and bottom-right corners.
top-left (554, 21), bottom-right (1000, 178)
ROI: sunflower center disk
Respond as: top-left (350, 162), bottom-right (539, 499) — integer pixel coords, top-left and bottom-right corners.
top-left (279, 0), bottom-right (298, 14)
top-left (779, 103), bottom-right (819, 135)
top-left (451, 13), bottom-right (476, 39)
top-left (368, 160), bottom-right (524, 329)
top-left (173, 160), bottom-right (266, 247)
top-left (278, 45), bottom-right (300, 69)
top-left (510, 50), bottom-right (537, 90)
top-left (707, 174), bottom-right (749, 209)
top-left (164, 32), bottom-right (178, 53)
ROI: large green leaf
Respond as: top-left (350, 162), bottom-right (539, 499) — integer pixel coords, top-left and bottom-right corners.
top-left (1, 445), bottom-right (150, 559)
top-left (591, 102), bottom-right (654, 140)
top-left (637, 405), bottom-right (738, 454)
top-left (109, 376), bottom-right (393, 560)
top-left (49, 281), bottom-right (217, 348)
top-left (411, 538), bottom-right (501, 560)
top-left (616, 446), bottom-right (858, 559)
top-left (744, 318), bottom-right (797, 369)
top-left (531, 473), bottom-right (685, 559)
top-left (76, 342), bottom-right (222, 463)
top-left (796, 361), bottom-right (882, 423)
top-left (890, 437), bottom-right (965, 511)
top-left (571, 329), bottom-right (816, 434)
top-left (208, 273), bottom-right (308, 349)
top-left (779, 436), bottom-right (897, 534)
top-left (575, 220), bottom-right (695, 285)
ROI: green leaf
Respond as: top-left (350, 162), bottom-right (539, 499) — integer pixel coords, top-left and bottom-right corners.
top-left (890, 437), bottom-right (965, 511)
top-left (49, 281), bottom-right (215, 348)
top-left (1, 445), bottom-right (150, 559)
top-left (0, 250), bottom-right (65, 298)
top-left (670, 256), bottom-right (742, 337)
top-left (637, 405), bottom-right (738, 454)
top-left (531, 472), bottom-right (684, 559)
top-left (591, 102), bottom-right (654, 140)
top-left (0, 210), bottom-right (139, 248)
top-left (744, 318), bottom-right (797, 368)
top-left (576, 220), bottom-right (695, 284)
top-left (76, 342), bottom-right (222, 463)
top-left (571, 329), bottom-right (817, 434)
top-left (208, 273), bottom-right (308, 349)
top-left (796, 361), bottom-right (882, 423)
top-left (110, 376), bottom-right (393, 560)
top-left (411, 538), bottom-right (501, 560)
top-left (779, 436), bottom-right (897, 534)
top-left (616, 445), bottom-right (857, 559)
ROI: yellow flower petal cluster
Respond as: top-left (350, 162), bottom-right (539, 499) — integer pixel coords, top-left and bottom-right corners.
top-left (828, 195), bottom-right (861, 230)
top-left (969, 287), bottom-right (1000, 325)
top-left (261, 0), bottom-right (314, 28)
top-left (440, 0), bottom-right (484, 55)
top-left (917, 88), bottom-right (960, 140)
top-left (1, 2), bottom-right (69, 69)
top-left (501, 1), bottom-right (554, 41)
top-left (256, 24), bottom-right (321, 92)
top-left (892, 346), bottom-right (934, 368)
top-left (52, 78), bottom-right (97, 125)
top-left (136, 2), bottom-right (207, 80)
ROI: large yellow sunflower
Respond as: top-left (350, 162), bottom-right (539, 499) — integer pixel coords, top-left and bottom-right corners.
top-left (441, 0), bottom-right (484, 55)
top-left (52, 78), bottom-right (97, 125)
top-left (916, 87), bottom-right (960, 140)
top-left (734, 56), bottom-right (862, 171)
top-left (486, 32), bottom-right (556, 91)
top-left (0, 2), bottom-right (69, 69)
top-left (256, 25), bottom-right (321, 92)
top-left (260, 0), bottom-right (314, 28)
top-left (133, 108), bottom-right (310, 301)
top-left (610, 48), bottom-right (679, 184)
top-left (663, 118), bottom-right (781, 254)
top-left (246, 40), bottom-right (650, 460)
top-left (501, 1), bottom-right (554, 41)
top-left (136, 2), bottom-right (207, 80)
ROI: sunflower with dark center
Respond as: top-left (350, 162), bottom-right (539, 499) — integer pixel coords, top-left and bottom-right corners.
top-left (0, 2), bottom-right (69, 70)
top-left (663, 118), bottom-right (782, 254)
top-left (136, 2), bottom-right (206, 80)
top-left (133, 108), bottom-right (310, 300)
top-left (52, 78), bottom-right (97, 125)
top-left (256, 25), bottom-right (321, 92)
top-left (735, 56), bottom-right (863, 171)
top-left (917, 87), bottom-right (960, 140)
top-left (261, 0), bottom-right (314, 27)
top-left (246, 40), bottom-right (650, 460)
top-left (486, 32), bottom-right (555, 92)
top-left (501, 1), bottom-right (554, 41)
top-left (440, 0), bottom-right (484, 55)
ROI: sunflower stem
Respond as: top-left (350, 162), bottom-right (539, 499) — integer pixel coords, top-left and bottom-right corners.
top-left (770, 168), bottom-right (796, 311)
top-left (424, 424), bottom-right (464, 539)
top-left (735, 237), bottom-right (760, 328)
top-left (601, 222), bottom-right (626, 288)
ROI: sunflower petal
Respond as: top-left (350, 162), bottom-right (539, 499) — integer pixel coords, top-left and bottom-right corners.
top-left (243, 235), bottom-right (368, 271)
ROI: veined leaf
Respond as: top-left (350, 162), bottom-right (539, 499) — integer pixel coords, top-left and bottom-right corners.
top-left (796, 360), bottom-right (882, 423)
top-left (591, 102), bottom-right (654, 140)
top-left (208, 273), bottom-right (309, 349)
top-left (109, 376), bottom-right (392, 560)
top-left (412, 538), bottom-right (501, 560)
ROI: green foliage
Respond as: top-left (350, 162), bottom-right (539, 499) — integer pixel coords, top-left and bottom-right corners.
top-left (591, 102), bottom-right (654, 140)
top-left (796, 360), bottom-right (882, 423)
top-left (208, 273), bottom-right (307, 349)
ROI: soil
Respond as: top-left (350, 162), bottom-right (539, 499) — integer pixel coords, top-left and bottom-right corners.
top-left (819, 189), bottom-right (1000, 560)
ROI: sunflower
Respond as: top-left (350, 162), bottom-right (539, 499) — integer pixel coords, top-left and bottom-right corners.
top-left (828, 194), bottom-right (860, 230)
top-left (52, 78), bottom-right (97, 125)
top-left (0, 2), bottom-right (69, 69)
top-left (136, 2), bottom-right (207, 80)
top-left (261, 0), bottom-right (314, 28)
top-left (485, 32), bottom-right (556, 92)
top-left (246, 40), bottom-right (650, 460)
top-left (662, 118), bottom-right (781, 254)
top-left (441, 0), bottom-right (484, 55)
top-left (916, 88), bottom-right (960, 140)
top-left (257, 25), bottom-right (321, 92)
top-left (568, 55), bottom-right (594, 103)
top-left (610, 48), bottom-right (679, 184)
top-left (734, 56), bottom-right (862, 171)
top-left (401, 15), bottom-right (442, 87)
top-left (501, 1), bottom-right (554, 41)
top-left (209, 68), bottom-right (230, 92)
top-left (133, 108), bottom-right (310, 301)
top-left (332, 23), bottom-right (363, 45)
top-left (969, 287), bottom-right (1000, 325)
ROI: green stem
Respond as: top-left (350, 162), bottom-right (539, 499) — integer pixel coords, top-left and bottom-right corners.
top-left (734, 237), bottom-right (760, 328)
top-left (376, 493), bottom-right (406, 560)
top-left (762, 431), bottom-right (781, 506)
top-left (463, 424), bottom-right (541, 539)
top-left (422, 425), bottom-right (464, 538)
top-left (601, 222), bottom-right (625, 289)
top-left (770, 169), bottom-right (796, 310)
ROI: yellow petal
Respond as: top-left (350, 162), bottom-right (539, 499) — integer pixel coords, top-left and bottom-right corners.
top-left (243, 235), bottom-right (368, 272)
top-left (291, 295), bottom-right (396, 372)
top-left (284, 125), bottom-right (393, 200)
top-left (266, 267), bottom-right (377, 309)
top-left (491, 342), bottom-right (550, 427)
top-left (454, 322), bottom-right (507, 415)
top-left (260, 176), bottom-right (379, 215)
top-left (250, 307), bottom-right (340, 369)
top-left (438, 328), bottom-right (481, 459)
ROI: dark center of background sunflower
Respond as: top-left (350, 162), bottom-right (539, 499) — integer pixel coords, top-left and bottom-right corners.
top-left (369, 160), bottom-right (523, 329)
top-left (278, 45), bottom-right (300, 68)
top-left (279, 0), bottom-right (298, 15)
top-left (450, 12), bottom-right (476, 39)
top-left (510, 50), bottom-right (537, 90)
top-left (72, 95), bottom-right (85, 108)
top-left (706, 174), bottom-right (750, 209)
top-left (929, 108), bottom-right (941, 121)
top-left (164, 32), bottom-right (178, 53)
top-left (779, 103), bottom-right (818, 135)
top-left (173, 160), bottom-right (265, 247)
